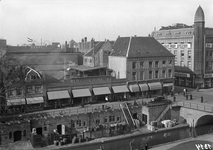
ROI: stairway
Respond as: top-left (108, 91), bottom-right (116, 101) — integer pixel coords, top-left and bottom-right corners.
top-left (155, 105), bottom-right (171, 122)
top-left (120, 103), bottom-right (135, 129)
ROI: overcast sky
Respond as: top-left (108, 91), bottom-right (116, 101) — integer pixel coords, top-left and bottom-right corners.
top-left (0, 0), bottom-right (213, 45)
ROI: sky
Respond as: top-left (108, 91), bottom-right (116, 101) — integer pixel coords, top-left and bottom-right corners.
top-left (0, 0), bottom-right (213, 46)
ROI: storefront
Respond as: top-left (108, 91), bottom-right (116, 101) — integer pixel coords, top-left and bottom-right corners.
top-left (92, 87), bottom-right (112, 102)
top-left (147, 82), bottom-right (162, 96)
top-left (6, 98), bottom-right (26, 114)
top-left (204, 73), bottom-right (213, 88)
top-left (162, 83), bottom-right (174, 94)
top-left (72, 88), bottom-right (92, 105)
top-left (138, 83), bottom-right (149, 98)
top-left (111, 85), bottom-right (129, 101)
top-left (128, 84), bottom-right (140, 99)
top-left (47, 90), bottom-right (70, 108)
top-left (26, 97), bottom-right (44, 112)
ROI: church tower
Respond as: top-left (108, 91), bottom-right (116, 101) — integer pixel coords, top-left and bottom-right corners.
top-left (194, 6), bottom-right (205, 86)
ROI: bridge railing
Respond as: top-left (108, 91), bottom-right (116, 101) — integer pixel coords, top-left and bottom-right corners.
top-left (172, 101), bottom-right (213, 113)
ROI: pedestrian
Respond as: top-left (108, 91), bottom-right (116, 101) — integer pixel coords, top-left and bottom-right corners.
top-left (186, 94), bottom-right (188, 100)
top-left (173, 96), bottom-right (176, 102)
top-left (201, 96), bottom-right (203, 103)
top-left (190, 94), bottom-right (193, 100)
top-left (183, 89), bottom-right (186, 97)
top-left (186, 88), bottom-right (188, 94)
top-left (145, 141), bottom-right (149, 150)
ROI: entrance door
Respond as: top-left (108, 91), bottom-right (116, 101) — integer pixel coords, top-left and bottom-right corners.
top-left (142, 114), bottom-right (147, 124)
top-left (36, 127), bottom-right (43, 135)
top-left (57, 124), bottom-right (65, 135)
top-left (14, 131), bottom-right (22, 142)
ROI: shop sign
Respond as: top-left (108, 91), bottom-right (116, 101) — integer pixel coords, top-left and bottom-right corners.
top-left (204, 73), bottom-right (213, 78)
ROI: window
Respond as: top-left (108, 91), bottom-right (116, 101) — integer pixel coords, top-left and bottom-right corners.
top-left (104, 117), bottom-right (108, 123)
top-left (155, 70), bottom-right (159, 79)
top-left (149, 61), bottom-right (153, 68)
top-left (89, 59), bottom-right (92, 63)
top-left (83, 121), bottom-right (86, 127)
top-left (140, 71), bottom-right (144, 80)
top-left (174, 50), bottom-right (177, 56)
top-left (162, 70), bottom-right (166, 78)
top-left (44, 126), bottom-right (47, 131)
top-left (180, 61), bottom-right (184, 67)
top-left (35, 85), bottom-right (42, 93)
top-left (181, 50), bottom-right (184, 59)
top-left (132, 72), bottom-right (137, 81)
top-left (16, 88), bottom-right (22, 95)
top-left (95, 119), bottom-right (100, 125)
top-left (188, 61), bottom-right (192, 69)
top-left (84, 58), bottom-right (87, 63)
top-left (117, 116), bottom-right (120, 122)
top-left (168, 70), bottom-right (172, 78)
top-left (76, 120), bottom-right (81, 127)
top-left (175, 60), bottom-right (178, 66)
top-left (155, 61), bottom-right (159, 68)
top-left (168, 60), bottom-right (172, 65)
top-left (140, 62), bottom-right (144, 68)
top-left (27, 85), bottom-right (33, 94)
top-left (188, 51), bottom-right (191, 59)
top-left (30, 75), bottom-right (39, 80)
top-left (109, 115), bottom-right (115, 122)
top-left (149, 71), bottom-right (153, 79)
top-left (162, 61), bottom-right (166, 67)
top-left (8, 90), bottom-right (13, 96)
top-left (187, 43), bottom-right (191, 48)
top-left (132, 62), bottom-right (137, 69)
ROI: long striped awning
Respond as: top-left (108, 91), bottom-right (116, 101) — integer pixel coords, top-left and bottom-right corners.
top-left (72, 89), bottom-right (91, 98)
top-left (93, 87), bottom-right (111, 95)
top-left (148, 82), bottom-right (162, 90)
top-left (26, 97), bottom-right (44, 104)
top-left (7, 98), bottom-right (25, 106)
top-left (112, 85), bottom-right (129, 93)
top-left (129, 84), bottom-right (140, 92)
top-left (47, 90), bottom-right (70, 100)
top-left (139, 83), bottom-right (149, 91)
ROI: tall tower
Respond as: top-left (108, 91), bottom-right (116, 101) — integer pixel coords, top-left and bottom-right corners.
top-left (194, 6), bottom-right (205, 86)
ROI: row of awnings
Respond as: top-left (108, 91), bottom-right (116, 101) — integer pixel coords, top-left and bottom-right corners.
top-left (7, 82), bottom-right (173, 106)
top-left (7, 97), bottom-right (44, 106)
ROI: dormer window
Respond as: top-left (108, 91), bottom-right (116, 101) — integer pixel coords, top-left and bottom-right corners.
top-left (30, 75), bottom-right (39, 80)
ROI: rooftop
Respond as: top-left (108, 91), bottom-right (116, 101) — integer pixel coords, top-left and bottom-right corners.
top-left (111, 36), bottom-right (174, 58)
top-left (194, 6), bottom-right (205, 22)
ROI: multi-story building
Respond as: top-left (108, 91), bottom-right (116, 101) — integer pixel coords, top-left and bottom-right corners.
top-left (152, 6), bottom-right (213, 88)
top-left (109, 36), bottom-right (175, 97)
top-left (78, 37), bottom-right (98, 53)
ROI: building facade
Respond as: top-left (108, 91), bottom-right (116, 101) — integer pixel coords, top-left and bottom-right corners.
top-left (152, 6), bottom-right (213, 88)
top-left (109, 36), bottom-right (175, 97)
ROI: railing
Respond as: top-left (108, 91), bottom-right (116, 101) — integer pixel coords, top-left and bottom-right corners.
top-left (172, 101), bottom-right (213, 113)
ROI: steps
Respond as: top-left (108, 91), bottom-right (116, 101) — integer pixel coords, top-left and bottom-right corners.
top-left (155, 105), bottom-right (171, 122)
top-left (120, 103), bottom-right (135, 129)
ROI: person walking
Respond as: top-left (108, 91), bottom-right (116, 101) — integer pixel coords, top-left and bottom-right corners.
top-left (173, 96), bottom-right (176, 102)
top-left (201, 96), bottom-right (204, 103)
top-left (186, 94), bottom-right (188, 100)
top-left (183, 89), bottom-right (186, 97)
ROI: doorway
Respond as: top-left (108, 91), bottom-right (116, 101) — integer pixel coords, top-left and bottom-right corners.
top-left (14, 131), bottom-right (22, 142)
top-left (36, 127), bottom-right (43, 135)
top-left (57, 124), bottom-right (65, 135)
top-left (142, 114), bottom-right (147, 124)
top-left (133, 113), bottom-right (138, 119)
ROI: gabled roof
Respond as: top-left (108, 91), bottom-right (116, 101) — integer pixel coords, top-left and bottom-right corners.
top-left (111, 36), bottom-right (174, 58)
top-left (84, 42), bottom-right (105, 57)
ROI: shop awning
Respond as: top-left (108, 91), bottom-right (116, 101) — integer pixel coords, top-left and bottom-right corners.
top-left (7, 98), bottom-right (25, 106)
top-left (72, 89), bottom-right (91, 98)
top-left (148, 82), bottom-right (162, 90)
top-left (129, 84), bottom-right (140, 92)
top-left (93, 87), bottom-right (111, 95)
top-left (112, 85), bottom-right (129, 93)
top-left (139, 84), bottom-right (149, 91)
top-left (163, 83), bottom-right (174, 87)
top-left (47, 90), bottom-right (70, 100)
top-left (26, 97), bottom-right (44, 104)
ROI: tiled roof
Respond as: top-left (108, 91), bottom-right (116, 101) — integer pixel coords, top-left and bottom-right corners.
top-left (111, 36), bottom-right (174, 58)
top-left (84, 42), bottom-right (105, 56)
top-left (110, 37), bottom-right (130, 57)
top-left (175, 66), bottom-right (194, 74)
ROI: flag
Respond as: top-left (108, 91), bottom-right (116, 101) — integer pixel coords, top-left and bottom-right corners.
top-left (27, 38), bottom-right (33, 42)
